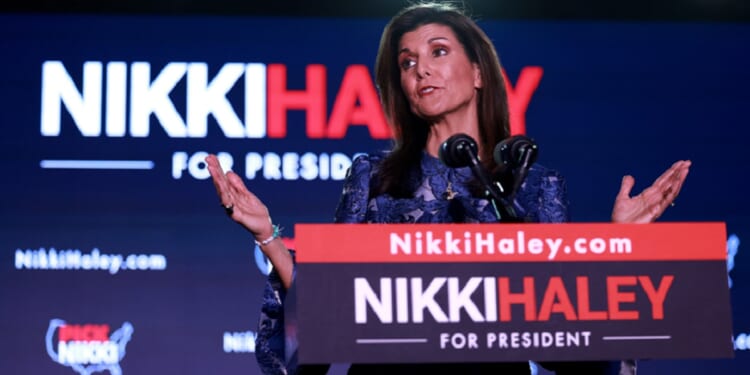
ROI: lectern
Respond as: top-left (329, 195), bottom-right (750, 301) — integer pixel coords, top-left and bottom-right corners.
top-left (286, 223), bottom-right (733, 365)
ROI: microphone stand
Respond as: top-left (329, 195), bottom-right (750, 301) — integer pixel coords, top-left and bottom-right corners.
top-left (507, 146), bottom-right (535, 202)
top-left (463, 151), bottom-right (524, 223)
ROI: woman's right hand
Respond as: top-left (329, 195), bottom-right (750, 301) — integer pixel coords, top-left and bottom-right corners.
top-left (206, 154), bottom-right (294, 289)
top-left (205, 154), bottom-right (275, 242)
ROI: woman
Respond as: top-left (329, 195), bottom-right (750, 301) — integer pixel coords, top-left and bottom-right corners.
top-left (206, 3), bottom-right (690, 374)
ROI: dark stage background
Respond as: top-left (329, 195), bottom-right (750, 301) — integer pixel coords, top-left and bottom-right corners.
top-left (1, 1), bottom-right (748, 374)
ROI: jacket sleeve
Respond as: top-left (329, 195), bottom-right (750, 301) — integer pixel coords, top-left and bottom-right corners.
top-left (514, 165), bottom-right (571, 223)
top-left (536, 168), bottom-right (571, 223)
top-left (333, 154), bottom-right (376, 224)
top-left (255, 264), bottom-right (289, 375)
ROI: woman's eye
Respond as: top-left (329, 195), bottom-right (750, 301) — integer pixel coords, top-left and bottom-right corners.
top-left (400, 58), bottom-right (416, 70)
top-left (433, 47), bottom-right (448, 57)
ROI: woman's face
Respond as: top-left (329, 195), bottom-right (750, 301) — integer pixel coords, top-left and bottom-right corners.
top-left (397, 23), bottom-right (482, 121)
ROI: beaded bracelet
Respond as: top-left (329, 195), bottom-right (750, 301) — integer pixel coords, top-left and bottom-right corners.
top-left (255, 224), bottom-right (282, 247)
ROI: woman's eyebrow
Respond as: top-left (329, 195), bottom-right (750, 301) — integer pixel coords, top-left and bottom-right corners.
top-left (399, 36), bottom-right (450, 54)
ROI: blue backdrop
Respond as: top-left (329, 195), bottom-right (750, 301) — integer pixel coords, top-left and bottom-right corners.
top-left (0, 13), bottom-right (748, 374)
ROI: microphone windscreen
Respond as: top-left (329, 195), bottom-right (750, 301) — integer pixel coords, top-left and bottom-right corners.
top-left (493, 135), bottom-right (538, 168)
top-left (439, 133), bottom-right (478, 168)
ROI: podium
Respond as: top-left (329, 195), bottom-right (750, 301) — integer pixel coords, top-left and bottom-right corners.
top-left (286, 223), bottom-right (733, 365)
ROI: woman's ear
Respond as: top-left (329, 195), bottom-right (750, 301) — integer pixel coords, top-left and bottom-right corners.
top-left (473, 63), bottom-right (483, 89)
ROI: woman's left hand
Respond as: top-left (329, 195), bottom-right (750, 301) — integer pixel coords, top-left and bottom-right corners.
top-left (611, 160), bottom-right (691, 223)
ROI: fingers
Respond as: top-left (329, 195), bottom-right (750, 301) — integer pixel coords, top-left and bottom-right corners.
top-left (205, 154), bottom-right (225, 178)
top-left (205, 154), bottom-right (234, 207)
top-left (657, 160), bottom-right (691, 204)
top-left (616, 175), bottom-right (635, 201)
top-left (650, 160), bottom-right (680, 192)
top-left (668, 160), bottom-right (691, 199)
top-left (226, 171), bottom-right (262, 208)
top-left (653, 160), bottom-right (690, 190)
top-left (226, 171), bottom-right (249, 194)
top-left (647, 160), bottom-right (691, 221)
top-left (225, 171), bottom-right (268, 215)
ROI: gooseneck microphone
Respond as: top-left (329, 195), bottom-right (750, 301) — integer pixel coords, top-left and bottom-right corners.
top-left (493, 135), bottom-right (538, 199)
top-left (439, 134), bottom-right (520, 222)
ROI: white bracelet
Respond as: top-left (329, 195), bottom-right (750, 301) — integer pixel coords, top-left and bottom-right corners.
top-left (255, 224), bottom-right (281, 246)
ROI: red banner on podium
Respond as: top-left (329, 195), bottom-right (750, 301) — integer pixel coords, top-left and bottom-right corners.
top-left (289, 223), bottom-right (732, 364)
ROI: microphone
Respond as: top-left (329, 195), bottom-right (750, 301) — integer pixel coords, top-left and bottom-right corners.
top-left (493, 135), bottom-right (538, 171)
top-left (438, 133), bottom-right (479, 168)
top-left (493, 135), bottom-right (538, 198)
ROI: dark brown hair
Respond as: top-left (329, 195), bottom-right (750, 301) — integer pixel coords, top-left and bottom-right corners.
top-left (374, 2), bottom-right (511, 197)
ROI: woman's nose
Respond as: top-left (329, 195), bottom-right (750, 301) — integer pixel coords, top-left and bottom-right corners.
top-left (416, 61), bottom-right (431, 79)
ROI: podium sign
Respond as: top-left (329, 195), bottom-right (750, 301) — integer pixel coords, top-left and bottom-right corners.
top-left (290, 223), bottom-right (733, 364)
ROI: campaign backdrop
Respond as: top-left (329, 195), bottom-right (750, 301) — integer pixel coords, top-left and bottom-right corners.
top-left (0, 13), bottom-right (748, 374)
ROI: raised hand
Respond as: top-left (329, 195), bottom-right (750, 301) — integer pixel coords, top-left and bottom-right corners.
top-left (206, 154), bottom-right (294, 288)
top-left (205, 154), bottom-right (275, 240)
top-left (611, 160), bottom-right (691, 223)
